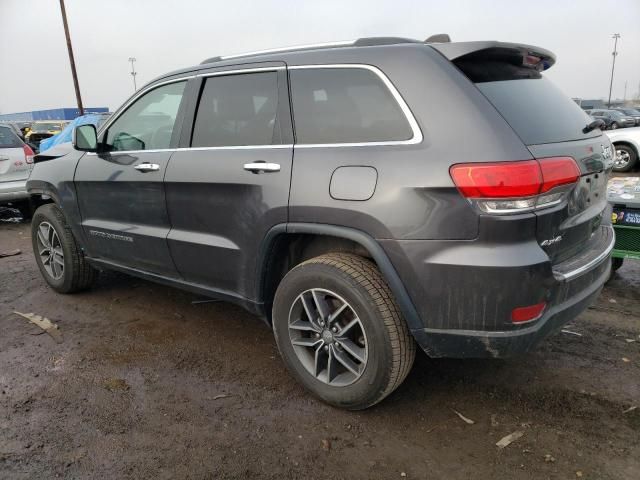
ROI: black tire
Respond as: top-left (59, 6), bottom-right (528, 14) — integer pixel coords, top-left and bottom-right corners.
top-left (610, 122), bottom-right (619, 130)
top-left (31, 204), bottom-right (97, 293)
top-left (607, 258), bottom-right (624, 283)
top-left (612, 144), bottom-right (637, 173)
top-left (272, 253), bottom-right (416, 410)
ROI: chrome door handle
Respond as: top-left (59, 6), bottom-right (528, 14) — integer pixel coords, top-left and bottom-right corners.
top-left (134, 163), bottom-right (160, 172)
top-left (243, 162), bottom-right (280, 174)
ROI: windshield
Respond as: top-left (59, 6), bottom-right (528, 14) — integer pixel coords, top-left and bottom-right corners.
top-left (475, 78), bottom-right (599, 145)
top-left (619, 109), bottom-right (640, 115)
top-left (454, 51), bottom-right (599, 145)
top-left (609, 111), bottom-right (625, 119)
top-left (32, 122), bottom-right (63, 132)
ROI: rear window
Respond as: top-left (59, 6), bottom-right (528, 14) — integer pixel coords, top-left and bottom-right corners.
top-left (456, 52), bottom-right (598, 145)
top-left (0, 126), bottom-right (22, 148)
top-left (289, 67), bottom-right (413, 145)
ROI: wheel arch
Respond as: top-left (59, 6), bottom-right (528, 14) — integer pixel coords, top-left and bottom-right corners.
top-left (612, 140), bottom-right (639, 158)
top-left (256, 223), bottom-right (422, 331)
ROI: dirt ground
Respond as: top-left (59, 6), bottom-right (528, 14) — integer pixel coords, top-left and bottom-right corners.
top-left (1, 213), bottom-right (639, 479)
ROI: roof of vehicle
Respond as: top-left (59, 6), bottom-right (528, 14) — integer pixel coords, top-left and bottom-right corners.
top-left (147, 36), bottom-right (555, 86)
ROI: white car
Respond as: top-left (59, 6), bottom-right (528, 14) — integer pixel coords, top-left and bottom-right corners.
top-left (0, 124), bottom-right (35, 218)
top-left (607, 126), bottom-right (640, 172)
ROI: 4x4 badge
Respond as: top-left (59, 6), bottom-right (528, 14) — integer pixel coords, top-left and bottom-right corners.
top-left (540, 235), bottom-right (563, 246)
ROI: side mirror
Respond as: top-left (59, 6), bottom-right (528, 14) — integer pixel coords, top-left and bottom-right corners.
top-left (73, 124), bottom-right (98, 152)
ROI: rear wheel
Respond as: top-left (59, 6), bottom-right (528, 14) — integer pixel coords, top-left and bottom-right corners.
top-left (31, 204), bottom-right (97, 293)
top-left (272, 253), bottom-right (415, 410)
top-left (608, 257), bottom-right (624, 282)
top-left (613, 144), bottom-right (637, 172)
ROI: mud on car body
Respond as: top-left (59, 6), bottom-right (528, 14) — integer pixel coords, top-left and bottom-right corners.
top-left (27, 36), bottom-right (615, 409)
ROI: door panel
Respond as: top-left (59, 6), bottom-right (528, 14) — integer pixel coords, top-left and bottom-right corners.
top-left (164, 66), bottom-right (293, 299)
top-left (74, 78), bottom-right (189, 276)
top-left (165, 147), bottom-right (292, 296)
top-left (75, 151), bottom-right (178, 276)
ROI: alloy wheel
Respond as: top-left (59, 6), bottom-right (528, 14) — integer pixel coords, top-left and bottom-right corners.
top-left (288, 288), bottom-right (368, 386)
top-left (614, 148), bottom-right (631, 170)
top-left (36, 221), bottom-right (64, 280)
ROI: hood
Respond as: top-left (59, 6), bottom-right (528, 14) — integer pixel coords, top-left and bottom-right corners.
top-left (33, 142), bottom-right (74, 164)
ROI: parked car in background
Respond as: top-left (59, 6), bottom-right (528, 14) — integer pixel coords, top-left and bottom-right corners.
top-left (25, 121), bottom-right (67, 152)
top-left (613, 107), bottom-right (640, 126)
top-left (27, 37), bottom-right (615, 409)
top-left (0, 124), bottom-right (35, 218)
top-left (607, 127), bottom-right (640, 172)
top-left (39, 113), bottom-right (111, 153)
top-left (1, 122), bottom-right (26, 141)
top-left (589, 109), bottom-right (636, 129)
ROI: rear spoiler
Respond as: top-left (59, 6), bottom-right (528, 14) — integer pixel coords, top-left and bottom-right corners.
top-left (430, 41), bottom-right (556, 71)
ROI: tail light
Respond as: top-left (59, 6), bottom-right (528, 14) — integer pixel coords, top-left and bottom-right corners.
top-left (23, 144), bottom-right (35, 164)
top-left (450, 157), bottom-right (579, 214)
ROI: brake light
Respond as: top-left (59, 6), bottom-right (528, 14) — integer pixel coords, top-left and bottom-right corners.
top-left (539, 157), bottom-right (580, 193)
top-left (511, 302), bottom-right (546, 323)
top-left (450, 157), bottom-right (579, 214)
top-left (450, 160), bottom-right (541, 198)
top-left (23, 144), bottom-right (34, 164)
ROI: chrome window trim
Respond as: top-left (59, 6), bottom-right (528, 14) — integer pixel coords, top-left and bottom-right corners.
top-left (219, 41), bottom-right (355, 61)
top-left (96, 76), bottom-right (194, 138)
top-left (288, 64), bottom-right (423, 148)
top-left (90, 63), bottom-right (423, 156)
top-left (196, 66), bottom-right (285, 78)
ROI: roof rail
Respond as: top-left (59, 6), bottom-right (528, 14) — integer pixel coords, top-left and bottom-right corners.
top-left (200, 40), bottom-right (355, 64)
top-left (200, 35), bottom-right (449, 65)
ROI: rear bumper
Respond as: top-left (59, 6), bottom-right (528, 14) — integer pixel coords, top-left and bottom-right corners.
top-left (411, 258), bottom-right (608, 358)
top-left (379, 224), bottom-right (613, 359)
top-left (0, 180), bottom-right (29, 204)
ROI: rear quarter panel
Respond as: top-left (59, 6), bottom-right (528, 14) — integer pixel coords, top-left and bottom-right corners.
top-left (287, 45), bottom-right (534, 241)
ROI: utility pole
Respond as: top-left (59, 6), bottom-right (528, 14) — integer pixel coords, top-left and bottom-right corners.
top-left (607, 33), bottom-right (620, 108)
top-left (128, 57), bottom-right (138, 92)
top-left (623, 81), bottom-right (627, 103)
top-left (59, 0), bottom-right (84, 115)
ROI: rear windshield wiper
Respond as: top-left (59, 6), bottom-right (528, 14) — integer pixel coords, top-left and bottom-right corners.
top-left (583, 119), bottom-right (605, 134)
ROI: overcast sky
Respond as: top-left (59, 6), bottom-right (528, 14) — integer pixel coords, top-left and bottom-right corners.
top-left (1, 0), bottom-right (639, 114)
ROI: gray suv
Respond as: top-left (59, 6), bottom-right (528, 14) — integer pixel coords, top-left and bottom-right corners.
top-left (27, 37), bottom-right (615, 409)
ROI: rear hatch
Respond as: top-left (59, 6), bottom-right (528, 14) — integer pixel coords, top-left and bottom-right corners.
top-left (436, 42), bottom-right (613, 266)
top-left (0, 126), bottom-right (31, 184)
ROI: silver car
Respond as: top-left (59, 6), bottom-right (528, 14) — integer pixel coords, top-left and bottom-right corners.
top-left (0, 124), bottom-right (34, 218)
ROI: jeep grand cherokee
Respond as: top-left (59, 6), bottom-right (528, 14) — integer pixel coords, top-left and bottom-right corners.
top-left (27, 36), bottom-right (615, 409)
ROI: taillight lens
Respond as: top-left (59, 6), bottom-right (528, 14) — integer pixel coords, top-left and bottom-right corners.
top-left (539, 157), bottom-right (580, 193)
top-left (511, 302), bottom-right (546, 323)
top-left (450, 157), bottom-right (580, 214)
top-left (23, 144), bottom-right (35, 164)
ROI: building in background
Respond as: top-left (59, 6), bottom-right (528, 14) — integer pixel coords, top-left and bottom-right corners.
top-left (0, 107), bottom-right (109, 122)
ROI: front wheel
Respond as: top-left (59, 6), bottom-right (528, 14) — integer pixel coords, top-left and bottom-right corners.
top-left (610, 122), bottom-right (619, 130)
top-left (272, 253), bottom-right (415, 410)
top-left (31, 204), bottom-right (97, 293)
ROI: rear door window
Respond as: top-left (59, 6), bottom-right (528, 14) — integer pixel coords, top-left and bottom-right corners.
top-left (191, 72), bottom-right (281, 147)
top-left (289, 67), bottom-right (413, 145)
